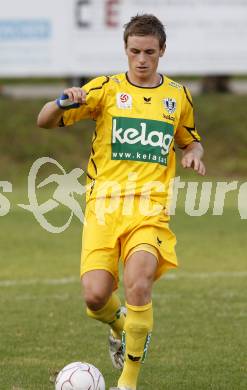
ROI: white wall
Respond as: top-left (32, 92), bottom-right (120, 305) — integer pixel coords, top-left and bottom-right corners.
top-left (0, 0), bottom-right (247, 77)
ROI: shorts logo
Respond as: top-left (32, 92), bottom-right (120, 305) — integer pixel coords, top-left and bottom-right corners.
top-left (116, 93), bottom-right (132, 109)
top-left (163, 98), bottom-right (176, 114)
top-left (157, 237), bottom-right (162, 246)
top-left (111, 117), bottom-right (174, 166)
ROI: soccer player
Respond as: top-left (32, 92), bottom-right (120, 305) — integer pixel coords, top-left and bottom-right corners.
top-left (37, 14), bottom-right (205, 390)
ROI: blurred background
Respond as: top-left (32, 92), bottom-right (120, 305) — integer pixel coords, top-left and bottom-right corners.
top-left (0, 0), bottom-right (247, 180)
top-left (0, 1), bottom-right (246, 389)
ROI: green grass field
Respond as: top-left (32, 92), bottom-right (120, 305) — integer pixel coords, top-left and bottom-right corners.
top-left (0, 93), bottom-right (246, 389)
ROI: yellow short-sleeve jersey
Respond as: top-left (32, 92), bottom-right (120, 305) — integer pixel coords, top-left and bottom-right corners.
top-left (62, 73), bottom-right (201, 205)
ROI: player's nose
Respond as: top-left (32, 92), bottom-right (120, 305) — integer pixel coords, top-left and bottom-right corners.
top-left (138, 53), bottom-right (146, 64)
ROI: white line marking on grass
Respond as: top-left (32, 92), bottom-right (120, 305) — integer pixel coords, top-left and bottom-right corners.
top-left (0, 276), bottom-right (78, 287)
top-left (15, 293), bottom-right (71, 301)
top-left (0, 271), bottom-right (246, 288)
top-left (164, 271), bottom-right (247, 280)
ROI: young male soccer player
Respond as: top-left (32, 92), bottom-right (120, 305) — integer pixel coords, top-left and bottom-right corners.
top-left (37, 14), bottom-right (205, 390)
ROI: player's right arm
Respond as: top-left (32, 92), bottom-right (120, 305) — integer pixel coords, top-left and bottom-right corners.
top-left (37, 87), bottom-right (87, 129)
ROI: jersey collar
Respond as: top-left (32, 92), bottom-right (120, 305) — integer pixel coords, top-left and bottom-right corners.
top-left (125, 72), bottom-right (164, 89)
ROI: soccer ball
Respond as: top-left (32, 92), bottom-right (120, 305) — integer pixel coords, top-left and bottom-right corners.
top-left (55, 361), bottom-right (105, 390)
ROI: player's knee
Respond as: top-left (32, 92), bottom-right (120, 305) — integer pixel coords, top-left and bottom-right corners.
top-left (126, 278), bottom-right (152, 304)
top-left (81, 270), bottom-right (114, 311)
top-left (83, 288), bottom-right (108, 311)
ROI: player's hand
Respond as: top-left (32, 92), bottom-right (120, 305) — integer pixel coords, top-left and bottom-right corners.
top-left (181, 143), bottom-right (206, 176)
top-left (181, 152), bottom-right (206, 176)
top-left (56, 87), bottom-right (87, 110)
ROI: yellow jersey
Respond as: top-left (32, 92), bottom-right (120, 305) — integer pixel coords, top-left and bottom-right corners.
top-left (62, 73), bottom-right (200, 205)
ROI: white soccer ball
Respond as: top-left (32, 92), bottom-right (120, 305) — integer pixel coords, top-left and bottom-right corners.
top-left (55, 361), bottom-right (105, 390)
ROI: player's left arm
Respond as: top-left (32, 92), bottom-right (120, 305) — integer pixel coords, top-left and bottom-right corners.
top-left (181, 141), bottom-right (206, 176)
top-left (175, 86), bottom-right (206, 176)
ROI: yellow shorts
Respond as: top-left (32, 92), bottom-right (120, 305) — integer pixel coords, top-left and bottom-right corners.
top-left (80, 196), bottom-right (178, 288)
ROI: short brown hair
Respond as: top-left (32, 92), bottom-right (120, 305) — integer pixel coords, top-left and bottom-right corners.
top-left (124, 14), bottom-right (166, 49)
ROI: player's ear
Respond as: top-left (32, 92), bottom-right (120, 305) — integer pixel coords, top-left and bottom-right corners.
top-left (160, 44), bottom-right (166, 57)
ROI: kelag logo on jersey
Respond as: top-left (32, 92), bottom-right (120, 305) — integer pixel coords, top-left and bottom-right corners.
top-left (111, 117), bottom-right (174, 165)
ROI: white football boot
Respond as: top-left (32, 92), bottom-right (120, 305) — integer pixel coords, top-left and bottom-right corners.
top-left (108, 331), bottom-right (124, 369)
top-left (108, 306), bottom-right (127, 369)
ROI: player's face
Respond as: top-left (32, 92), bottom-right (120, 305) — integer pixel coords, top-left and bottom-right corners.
top-left (125, 35), bottom-right (165, 83)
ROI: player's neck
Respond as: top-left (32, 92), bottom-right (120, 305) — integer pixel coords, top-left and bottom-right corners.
top-left (126, 71), bottom-right (162, 88)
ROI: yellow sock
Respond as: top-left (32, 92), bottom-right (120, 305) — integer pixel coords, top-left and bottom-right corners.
top-left (118, 302), bottom-right (153, 390)
top-left (86, 293), bottom-right (125, 339)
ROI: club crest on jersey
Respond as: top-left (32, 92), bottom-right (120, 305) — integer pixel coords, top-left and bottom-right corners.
top-left (163, 98), bottom-right (176, 114)
top-left (116, 93), bottom-right (132, 109)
